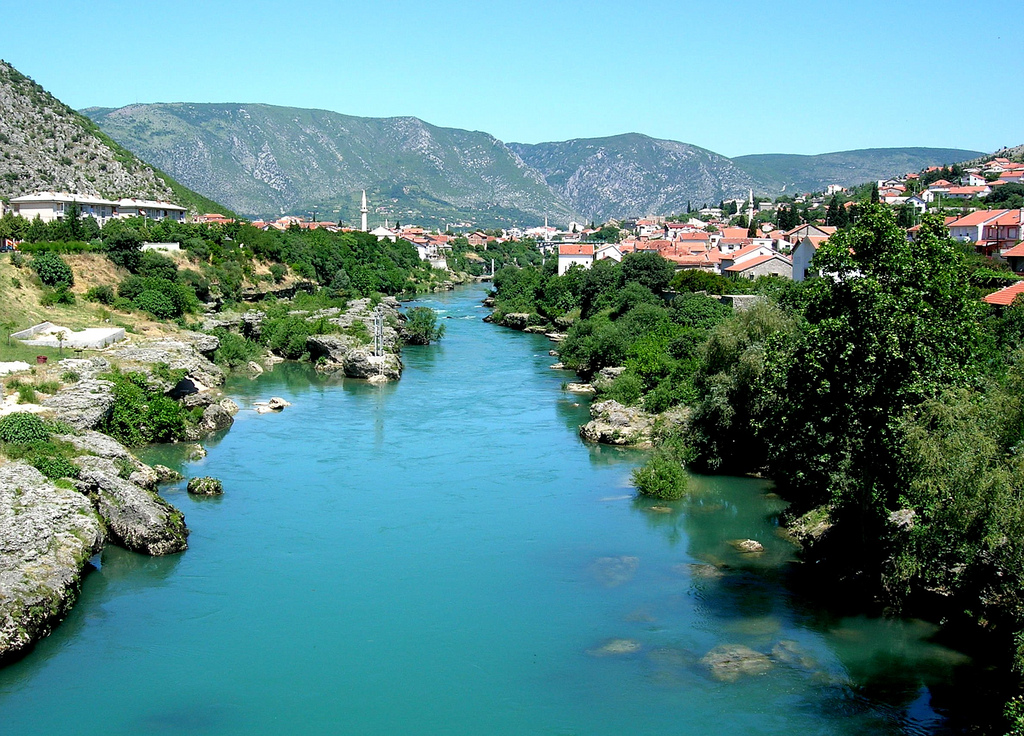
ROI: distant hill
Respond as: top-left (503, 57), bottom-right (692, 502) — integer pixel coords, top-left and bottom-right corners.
top-left (0, 60), bottom-right (230, 216)
top-left (732, 147), bottom-right (986, 194)
top-left (82, 103), bottom-right (576, 227)
top-left (508, 134), bottom-right (758, 222)
top-left (80, 100), bottom-right (991, 225)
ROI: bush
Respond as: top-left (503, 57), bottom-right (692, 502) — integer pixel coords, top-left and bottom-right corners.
top-left (212, 331), bottom-right (262, 368)
top-left (403, 307), bottom-right (445, 345)
top-left (137, 251), bottom-right (178, 280)
top-left (269, 263), bottom-right (287, 283)
top-left (30, 454), bottom-right (80, 479)
top-left (102, 370), bottom-right (186, 446)
top-left (31, 251), bottom-right (74, 287)
top-left (16, 384), bottom-right (37, 404)
top-left (632, 449), bottom-right (688, 500)
top-left (0, 412), bottom-right (50, 443)
top-left (133, 289), bottom-right (177, 319)
top-left (85, 285), bottom-right (116, 304)
top-left (40, 285), bottom-right (76, 306)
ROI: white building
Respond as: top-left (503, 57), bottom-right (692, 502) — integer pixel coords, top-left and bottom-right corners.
top-left (116, 198), bottom-right (186, 221)
top-left (10, 192), bottom-right (118, 224)
top-left (595, 243), bottom-right (622, 262)
top-left (557, 244), bottom-right (594, 275)
top-left (9, 191), bottom-right (185, 225)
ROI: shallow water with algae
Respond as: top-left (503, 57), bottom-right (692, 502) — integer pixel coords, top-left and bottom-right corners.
top-left (0, 285), bottom-right (978, 735)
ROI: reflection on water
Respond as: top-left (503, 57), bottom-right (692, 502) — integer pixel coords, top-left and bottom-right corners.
top-left (0, 285), bottom-right (982, 736)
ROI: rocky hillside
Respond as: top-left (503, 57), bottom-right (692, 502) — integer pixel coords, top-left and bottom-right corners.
top-left (82, 103), bottom-right (576, 227)
top-left (509, 134), bottom-right (759, 222)
top-left (731, 147), bottom-right (985, 194)
top-left (82, 99), bottom-right (991, 226)
top-left (0, 60), bottom-right (229, 215)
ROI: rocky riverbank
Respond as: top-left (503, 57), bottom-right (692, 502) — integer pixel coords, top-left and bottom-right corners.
top-left (0, 425), bottom-right (193, 662)
top-left (0, 330), bottom-right (235, 663)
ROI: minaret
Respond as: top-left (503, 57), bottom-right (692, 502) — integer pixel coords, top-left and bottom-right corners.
top-left (360, 190), bottom-right (369, 232)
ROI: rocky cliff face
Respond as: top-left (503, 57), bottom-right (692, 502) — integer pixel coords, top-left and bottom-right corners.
top-left (0, 463), bottom-right (105, 662)
top-left (0, 60), bottom-right (175, 203)
top-left (510, 134), bottom-right (760, 222)
top-left (83, 103), bottom-right (577, 226)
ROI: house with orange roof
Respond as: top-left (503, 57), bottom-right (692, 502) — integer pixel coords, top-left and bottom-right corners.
top-left (983, 281), bottom-right (1024, 307)
top-left (949, 209), bottom-right (1023, 255)
top-left (1002, 242), bottom-right (1024, 274)
top-left (792, 235), bottom-right (828, 282)
top-left (946, 185), bottom-right (991, 200)
top-left (557, 244), bottom-right (595, 275)
top-left (725, 253), bottom-right (793, 280)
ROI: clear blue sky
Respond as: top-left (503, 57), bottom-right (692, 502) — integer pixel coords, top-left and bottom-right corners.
top-left (3, 0), bottom-right (1019, 156)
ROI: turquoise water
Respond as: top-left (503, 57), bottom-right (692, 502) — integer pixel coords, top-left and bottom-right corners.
top-left (0, 285), bottom-right (975, 735)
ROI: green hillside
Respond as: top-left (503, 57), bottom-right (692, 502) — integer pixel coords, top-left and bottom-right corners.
top-left (732, 147), bottom-right (986, 194)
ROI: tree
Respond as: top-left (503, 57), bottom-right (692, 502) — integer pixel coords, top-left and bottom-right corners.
top-left (620, 252), bottom-right (674, 294)
top-left (402, 307), bottom-right (446, 345)
top-left (769, 208), bottom-right (982, 557)
top-left (870, 181), bottom-right (880, 204)
top-left (747, 219), bottom-right (758, 237)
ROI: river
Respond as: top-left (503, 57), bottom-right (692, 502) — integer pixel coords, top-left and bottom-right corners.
top-left (0, 285), bottom-right (979, 735)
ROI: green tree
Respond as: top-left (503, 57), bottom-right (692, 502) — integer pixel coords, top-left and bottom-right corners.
top-left (620, 252), bottom-right (674, 294)
top-left (769, 208), bottom-right (982, 556)
top-left (402, 307), bottom-right (446, 345)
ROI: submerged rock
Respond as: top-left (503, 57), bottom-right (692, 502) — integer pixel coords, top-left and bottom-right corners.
top-left (729, 539), bottom-right (765, 555)
top-left (0, 463), bottom-right (105, 662)
top-left (187, 477), bottom-right (223, 496)
top-left (591, 555), bottom-right (639, 587)
top-left (75, 456), bottom-right (189, 556)
top-left (770, 640), bottom-right (817, 670)
top-left (185, 444), bottom-right (206, 461)
top-left (587, 638), bottom-right (642, 657)
top-left (700, 644), bottom-right (772, 682)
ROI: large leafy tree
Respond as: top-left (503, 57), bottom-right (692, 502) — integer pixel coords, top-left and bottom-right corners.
top-left (769, 207), bottom-right (982, 553)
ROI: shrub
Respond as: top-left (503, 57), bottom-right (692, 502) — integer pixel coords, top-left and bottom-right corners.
top-left (30, 454), bottom-right (80, 479)
top-left (85, 285), bottom-right (116, 304)
top-left (102, 370), bottom-right (186, 446)
top-left (212, 331), bottom-right (262, 368)
top-left (137, 251), bottom-right (177, 280)
top-left (35, 381), bottom-right (60, 394)
top-left (0, 412), bottom-right (50, 443)
top-left (269, 263), bottom-right (287, 283)
top-left (632, 450), bottom-right (688, 500)
top-left (10, 252), bottom-right (25, 268)
top-left (133, 289), bottom-right (177, 319)
top-left (39, 285), bottom-right (76, 306)
top-left (16, 384), bottom-right (37, 404)
top-left (31, 251), bottom-right (74, 287)
top-left (402, 307), bottom-right (445, 345)
top-left (60, 370), bottom-right (80, 383)
top-left (602, 371), bottom-right (644, 406)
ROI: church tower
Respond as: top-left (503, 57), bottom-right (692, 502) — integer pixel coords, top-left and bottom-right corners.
top-left (360, 190), bottom-right (369, 232)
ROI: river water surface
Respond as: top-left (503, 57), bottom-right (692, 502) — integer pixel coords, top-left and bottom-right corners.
top-left (0, 285), bottom-right (978, 735)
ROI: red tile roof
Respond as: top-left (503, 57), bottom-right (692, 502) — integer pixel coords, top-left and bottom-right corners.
top-left (1002, 242), bottom-right (1024, 257)
top-left (724, 254), bottom-right (790, 272)
top-left (983, 281), bottom-right (1024, 306)
top-left (558, 244), bottom-right (594, 256)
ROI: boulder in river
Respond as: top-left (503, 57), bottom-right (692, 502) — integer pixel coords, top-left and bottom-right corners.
top-left (343, 350), bottom-right (403, 382)
top-left (579, 400), bottom-right (656, 448)
top-left (74, 456), bottom-right (189, 556)
top-left (0, 463), bottom-right (105, 662)
top-left (700, 644), bottom-right (772, 682)
top-left (187, 477), bottom-right (223, 496)
top-left (728, 539), bottom-right (765, 555)
top-left (153, 465), bottom-right (183, 483)
top-left (185, 403), bottom-right (234, 440)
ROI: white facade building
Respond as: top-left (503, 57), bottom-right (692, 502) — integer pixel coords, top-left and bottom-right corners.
top-left (557, 244), bottom-right (594, 275)
top-left (9, 191), bottom-right (185, 225)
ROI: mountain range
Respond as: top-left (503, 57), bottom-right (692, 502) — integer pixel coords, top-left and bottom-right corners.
top-left (0, 60), bottom-right (228, 215)
top-left (82, 102), bottom-right (985, 227)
